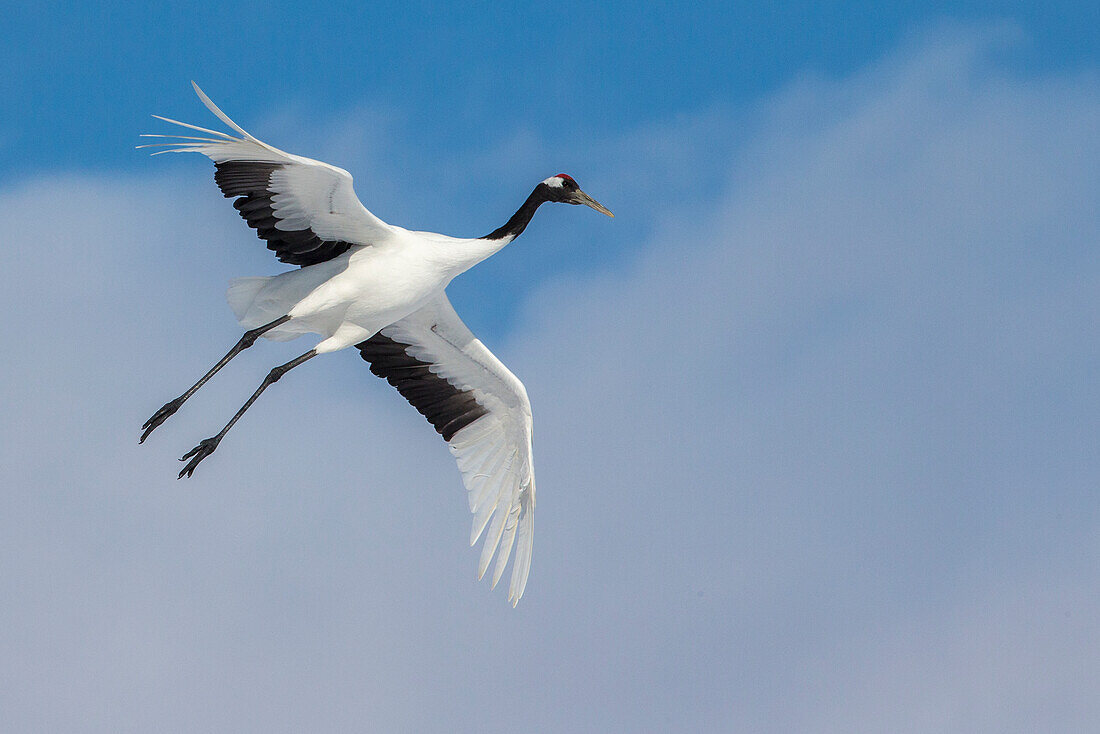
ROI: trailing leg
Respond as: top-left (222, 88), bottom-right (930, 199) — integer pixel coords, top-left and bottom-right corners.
top-left (140, 315), bottom-right (290, 443)
top-left (178, 348), bottom-right (317, 478)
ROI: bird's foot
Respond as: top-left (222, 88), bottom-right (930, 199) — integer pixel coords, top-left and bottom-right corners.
top-left (178, 437), bottom-right (220, 479)
top-left (141, 397), bottom-right (185, 443)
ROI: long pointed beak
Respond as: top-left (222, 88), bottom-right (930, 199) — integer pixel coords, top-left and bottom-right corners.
top-left (572, 189), bottom-right (614, 217)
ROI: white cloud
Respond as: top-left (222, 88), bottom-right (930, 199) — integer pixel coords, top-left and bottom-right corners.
top-left (0, 25), bottom-right (1097, 733)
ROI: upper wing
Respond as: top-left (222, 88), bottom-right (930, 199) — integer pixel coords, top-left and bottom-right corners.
top-left (141, 82), bottom-right (397, 266)
top-left (355, 294), bottom-right (536, 606)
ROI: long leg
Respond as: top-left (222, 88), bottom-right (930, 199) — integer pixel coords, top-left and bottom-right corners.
top-left (140, 315), bottom-right (291, 443)
top-left (177, 348), bottom-right (318, 479)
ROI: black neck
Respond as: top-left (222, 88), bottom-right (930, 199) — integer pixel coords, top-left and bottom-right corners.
top-left (483, 185), bottom-right (549, 241)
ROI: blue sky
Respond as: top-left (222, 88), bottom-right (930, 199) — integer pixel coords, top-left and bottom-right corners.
top-left (1, 4), bottom-right (1099, 733)
top-left (2, 3), bottom-right (1096, 335)
top-left (4, 2), bottom-right (1097, 174)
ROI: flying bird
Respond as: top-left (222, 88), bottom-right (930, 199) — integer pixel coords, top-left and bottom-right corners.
top-left (138, 83), bottom-right (613, 605)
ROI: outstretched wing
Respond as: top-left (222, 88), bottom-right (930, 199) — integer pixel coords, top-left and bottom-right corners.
top-left (356, 294), bottom-right (536, 606)
top-left (141, 82), bottom-right (397, 266)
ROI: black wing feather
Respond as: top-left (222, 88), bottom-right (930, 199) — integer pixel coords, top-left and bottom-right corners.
top-left (214, 161), bottom-right (356, 267)
top-left (356, 332), bottom-right (490, 443)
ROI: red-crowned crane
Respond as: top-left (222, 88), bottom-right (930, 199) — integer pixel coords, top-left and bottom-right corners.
top-left (138, 83), bottom-right (613, 605)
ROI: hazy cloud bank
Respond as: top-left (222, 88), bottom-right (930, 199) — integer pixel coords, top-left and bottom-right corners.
top-left (1, 25), bottom-right (1097, 733)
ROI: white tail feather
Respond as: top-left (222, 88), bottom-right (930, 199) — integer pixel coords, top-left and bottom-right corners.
top-left (226, 277), bottom-right (271, 323)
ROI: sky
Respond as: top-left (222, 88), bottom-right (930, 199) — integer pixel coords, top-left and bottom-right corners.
top-left (1, 4), bottom-right (1098, 733)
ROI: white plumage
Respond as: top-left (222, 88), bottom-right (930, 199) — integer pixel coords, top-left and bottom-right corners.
top-left (139, 83), bottom-right (611, 605)
top-left (382, 294), bottom-right (536, 599)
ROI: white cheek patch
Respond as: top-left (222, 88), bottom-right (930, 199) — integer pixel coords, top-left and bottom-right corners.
top-left (541, 176), bottom-right (565, 188)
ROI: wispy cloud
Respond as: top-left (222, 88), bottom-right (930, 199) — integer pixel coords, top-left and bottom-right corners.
top-left (0, 25), bottom-right (1097, 733)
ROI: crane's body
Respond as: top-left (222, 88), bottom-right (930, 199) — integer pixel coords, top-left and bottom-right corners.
top-left (138, 83), bottom-right (612, 605)
top-left (229, 228), bottom-right (509, 352)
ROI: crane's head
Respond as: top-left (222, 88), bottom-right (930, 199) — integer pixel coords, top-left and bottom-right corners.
top-left (540, 174), bottom-right (614, 217)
